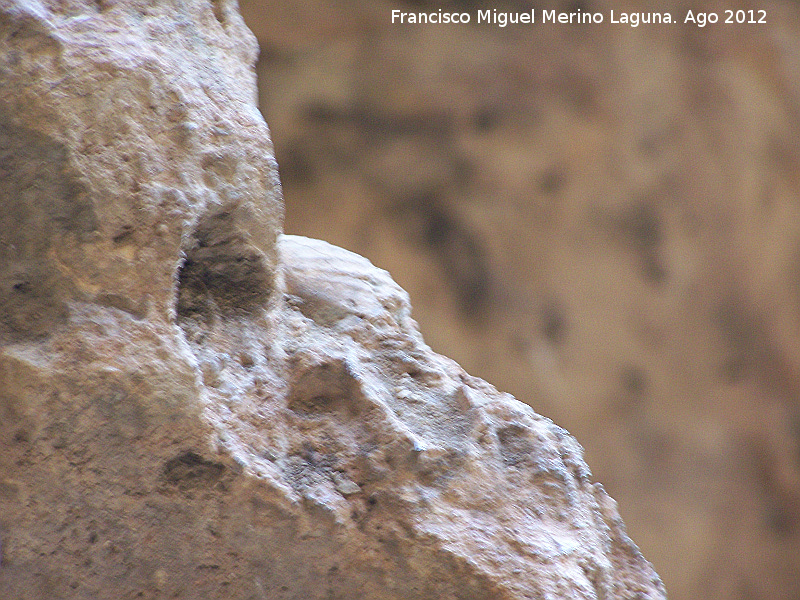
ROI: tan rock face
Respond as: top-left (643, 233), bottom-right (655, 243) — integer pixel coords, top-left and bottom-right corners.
top-left (0, 2), bottom-right (665, 599)
top-left (240, 2), bottom-right (800, 599)
top-left (0, 0), bottom-right (282, 343)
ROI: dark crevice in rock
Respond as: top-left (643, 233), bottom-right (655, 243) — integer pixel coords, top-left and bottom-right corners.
top-left (161, 451), bottom-right (228, 492)
top-left (176, 208), bottom-right (273, 319)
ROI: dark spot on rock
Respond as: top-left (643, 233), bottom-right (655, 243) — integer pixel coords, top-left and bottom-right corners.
top-left (497, 424), bottom-right (534, 467)
top-left (616, 202), bottom-right (668, 285)
top-left (641, 253), bottom-right (667, 284)
top-left (619, 366), bottom-right (649, 412)
top-left (304, 101), bottom-right (340, 125)
top-left (210, 0), bottom-right (227, 26)
top-left (620, 202), bottom-right (661, 252)
top-left (621, 365), bottom-right (647, 396)
top-left (713, 299), bottom-right (773, 383)
top-left (539, 167), bottom-right (567, 194)
top-left (765, 505), bottom-right (793, 536)
top-left (557, 70), bottom-right (597, 111)
top-left (162, 451), bottom-right (227, 492)
top-left (238, 351), bottom-right (255, 368)
top-left (394, 192), bottom-right (493, 319)
top-left (112, 225), bottom-right (134, 244)
top-left (509, 333), bottom-right (530, 355)
top-left (176, 208), bottom-right (273, 318)
top-left (542, 299), bottom-right (567, 345)
top-left (473, 105), bottom-right (502, 131)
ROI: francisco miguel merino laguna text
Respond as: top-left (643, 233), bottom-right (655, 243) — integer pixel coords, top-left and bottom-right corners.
top-left (393, 8), bottom-right (684, 27)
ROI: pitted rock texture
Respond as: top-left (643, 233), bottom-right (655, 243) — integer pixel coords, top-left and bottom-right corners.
top-left (0, 235), bottom-right (666, 599)
top-left (0, 2), bottom-right (665, 599)
top-left (0, 0), bottom-right (282, 344)
top-left (241, 2), bottom-right (800, 599)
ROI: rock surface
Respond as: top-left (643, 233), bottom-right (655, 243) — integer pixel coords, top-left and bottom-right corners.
top-left (0, 0), bottom-right (281, 344)
top-left (0, 2), bottom-right (665, 599)
top-left (240, 2), bottom-right (800, 599)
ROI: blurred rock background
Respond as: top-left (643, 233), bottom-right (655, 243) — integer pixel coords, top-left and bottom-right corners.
top-left (239, 1), bottom-right (800, 599)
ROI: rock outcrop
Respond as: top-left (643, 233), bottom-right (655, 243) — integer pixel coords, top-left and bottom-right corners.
top-left (241, 2), bottom-right (800, 599)
top-left (0, 2), bottom-right (665, 598)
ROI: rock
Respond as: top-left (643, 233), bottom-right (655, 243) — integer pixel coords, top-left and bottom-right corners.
top-left (0, 2), bottom-right (666, 599)
top-left (0, 0), bottom-right (282, 344)
top-left (243, 3), bottom-right (800, 599)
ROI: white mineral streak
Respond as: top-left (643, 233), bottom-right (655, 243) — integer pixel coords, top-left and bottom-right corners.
top-left (0, 1), bottom-right (666, 598)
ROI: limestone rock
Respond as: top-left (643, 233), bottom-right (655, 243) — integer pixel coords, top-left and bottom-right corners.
top-left (0, 2), bottom-right (666, 599)
top-left (0, 0), bottom-right (282, 344)
top-left (242, 3), bottom-right (800, 599)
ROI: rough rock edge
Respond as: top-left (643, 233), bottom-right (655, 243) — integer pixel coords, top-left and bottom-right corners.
top-left (0, 236), bottom-right (666, 598)
top-left (0, 1), bottom-right (667, 598)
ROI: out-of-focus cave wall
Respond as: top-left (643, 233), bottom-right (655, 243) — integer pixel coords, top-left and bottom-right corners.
top-left (239, 2), bottom-right (800, 599)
